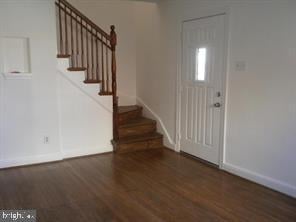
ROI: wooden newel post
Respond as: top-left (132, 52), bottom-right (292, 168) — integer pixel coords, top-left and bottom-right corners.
top-left (110, 25), bottom-right (118, 142)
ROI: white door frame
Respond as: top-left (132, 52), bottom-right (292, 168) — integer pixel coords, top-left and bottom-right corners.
top-left (175, 10), bottom-right (230, 169)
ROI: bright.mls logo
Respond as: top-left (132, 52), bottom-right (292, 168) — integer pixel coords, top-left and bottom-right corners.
top-left (0, 210), bottom-right (36, 222)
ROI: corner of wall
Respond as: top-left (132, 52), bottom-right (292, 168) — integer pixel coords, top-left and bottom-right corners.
top-left (136, 97), bottom-right (176, 151)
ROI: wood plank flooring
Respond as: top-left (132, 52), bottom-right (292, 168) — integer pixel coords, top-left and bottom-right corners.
top-left (0, 149), bottom-right (295, 221)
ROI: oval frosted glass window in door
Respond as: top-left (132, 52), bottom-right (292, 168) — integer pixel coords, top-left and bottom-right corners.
top-left (195, 47), bottom-right (207, 81)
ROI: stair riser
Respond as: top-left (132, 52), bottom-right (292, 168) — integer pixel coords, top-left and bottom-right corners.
top-left (116, 138), bottom-right (163, 153)
top-left (118, 109), bottom-right (142, 125)
top-left (119, 124), bottom-right (156, 139)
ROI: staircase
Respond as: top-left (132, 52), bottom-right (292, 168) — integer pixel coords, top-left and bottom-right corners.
top-left (113, 105), bottom-right (163, 153)
top-left (55, 0), bottom-right (163, 153)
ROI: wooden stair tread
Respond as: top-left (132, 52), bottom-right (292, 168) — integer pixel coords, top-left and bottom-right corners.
top-left (118, 105), bottom-right (142, 114)
top-left (84, 80), bottom-right (102, 84)
top-left (68, 67), bottom-right (87, 71)
top-left (115, 133), bottom-right (163, 144)
top-left (119, 117), bottom-right (156, 129)
top-left (99, 91), bottom-right (113, 96)
top-left (57, 54), bottom-right (70, 58)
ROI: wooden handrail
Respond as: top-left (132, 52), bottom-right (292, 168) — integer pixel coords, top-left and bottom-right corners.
top-left (58, 0), bottom-right (110, 40)
top-left (55, 2), bottom-right (111, 49)
top-left (56, 0), bottom-right (119, 144)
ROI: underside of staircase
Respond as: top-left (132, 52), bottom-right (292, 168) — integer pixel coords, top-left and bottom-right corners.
top-left (113, 106), bottom-right (163, 153)
top-left (56, 0), bottom-right (163, 154)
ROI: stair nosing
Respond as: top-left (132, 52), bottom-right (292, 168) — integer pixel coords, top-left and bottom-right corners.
top-left (84, 80), bottom-right (102, 84)
top-left (119, 118), bottom-right (156, 129)
top-left (115, 133), bottom-right (163, 144)
top-left (99, 91), bottom-right (113, 96)
top-left (57, 54), bottom-right (70, 58)
top-left (67, 67), bottom-right (87, 71)
top-left (118, 105), bottom-right (142, 114)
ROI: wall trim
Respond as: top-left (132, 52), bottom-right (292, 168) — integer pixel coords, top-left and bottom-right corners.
top-left (1, 73), bottom-right (32, 80)
top-left (62, 147), bottom-right (112, 159)
top-left (0, 152), bottom-right (63, 169)
top-left (222, 162), bottom-right (296, 198)
top-left (136, 97), bottom-right (176, 150)
top-left (0, 146), bottom-right (114, 169)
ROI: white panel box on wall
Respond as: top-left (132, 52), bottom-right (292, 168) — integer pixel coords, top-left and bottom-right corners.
top-left (0, 37), bottom-right (31, 76)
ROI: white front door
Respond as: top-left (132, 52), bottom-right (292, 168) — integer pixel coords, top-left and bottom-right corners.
top-left (180, 15), bottom-right (226, 165)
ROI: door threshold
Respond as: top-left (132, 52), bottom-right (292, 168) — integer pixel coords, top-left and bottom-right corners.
top-left (180, 151), bottom-right (219, 169)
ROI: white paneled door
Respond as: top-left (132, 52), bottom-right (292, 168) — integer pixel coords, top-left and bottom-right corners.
top-left (180, 15), bottom-right (226, 165)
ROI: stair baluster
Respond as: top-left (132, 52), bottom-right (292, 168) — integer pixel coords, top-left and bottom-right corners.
top-left (56, 0), bottom-right (118, 143)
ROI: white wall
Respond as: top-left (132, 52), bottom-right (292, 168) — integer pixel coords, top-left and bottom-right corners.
top-left (68, 0), bottom-right (137, 106)
top-left (57, 59), bottom-right (113, 158)
top-left (134, 1), bottom-right (177, 148)
top-left (135, 0), bottom-right (296, 197)
top-left (224, 1), bottom-right (296, 198)
top-left (0, 0), bottom-right (62, 167)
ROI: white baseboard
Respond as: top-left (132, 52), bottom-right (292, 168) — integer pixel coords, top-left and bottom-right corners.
top-left (136, 97), bottom-right (176, 150)
top-left (0, 147), bottom-right (113, 169)
top-left (62, 147), bottom-right (112, 159)
top-left (0, 152), bottom-right (63, 169)
top-left (222, 162), bottom-right (296, 198)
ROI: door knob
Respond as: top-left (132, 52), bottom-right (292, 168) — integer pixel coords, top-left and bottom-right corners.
top-left (214, 103), bottom-right (221, 108)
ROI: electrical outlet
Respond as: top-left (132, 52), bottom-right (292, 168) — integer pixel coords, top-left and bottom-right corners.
top-left (44, 136), bottom-right (49, 144)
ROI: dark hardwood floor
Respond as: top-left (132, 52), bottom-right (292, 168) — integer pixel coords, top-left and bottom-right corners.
top-left (0, 149), bottom-right (295, 221)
